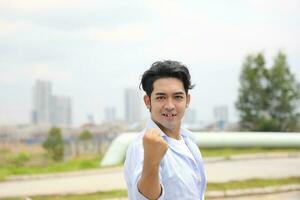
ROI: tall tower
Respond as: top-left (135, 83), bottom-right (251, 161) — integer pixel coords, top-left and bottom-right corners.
top-left (32, 80), bottom-right (72, 127)
top-left (104, 107), bottom-right (116, 123)
top-left (51, 96), bottom-right (72, 127)
top-left (184, 108), bottom-right (197, 124)
top-left (32, 80), bottom-right (52, 126)
top-left (214, 105), bottom-right (229, 130)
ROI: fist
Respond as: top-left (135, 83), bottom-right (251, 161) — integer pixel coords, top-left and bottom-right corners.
top-left (143, 129), bottom-right (168, 166)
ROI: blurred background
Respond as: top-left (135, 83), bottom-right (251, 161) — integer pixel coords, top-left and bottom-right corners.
top-left (0, 0), bottom-right (299, 199)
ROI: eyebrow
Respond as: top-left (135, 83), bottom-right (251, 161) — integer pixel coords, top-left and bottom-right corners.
top-left (154, 92), bottom-right (166, 96)
top-left (174, 92), bottom-right (185, 95)
top-left (154, 92), bottom-right (185, 96)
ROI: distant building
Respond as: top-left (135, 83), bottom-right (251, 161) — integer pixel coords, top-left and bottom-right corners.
top-left (31, 80), bottom-right (72, 127)
top-left (213, 105), bottom-right (229, 130)
top-left (183, 108), bottom-right (197, 124)
top-left (31, 80), bottom-right (52, 126)
top-left (124, 88), bottom-right (142, 126)
top-left (51, 96), bottom-right (72, 127)
top-left (87, 114), bottom-right (95, 125)
top-left (104, 107), bottom-right (116, 122)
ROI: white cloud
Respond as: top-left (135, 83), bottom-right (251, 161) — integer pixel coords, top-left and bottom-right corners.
top-left (0, 19), bottom-right (34, 36)
top-left (0, 1), bottom-right (299, 126)
top-left (0, 64), bottom-right (73, 85)
top-left (85, 24), bottom-right (149, 43)
top-left (0, 0), bottom-right (72, 13)
top-left (246, 0), bottom-right (300, 14)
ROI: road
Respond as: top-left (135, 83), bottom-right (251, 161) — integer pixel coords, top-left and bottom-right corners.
top-left (206, 156), bottom-right (300, 182)
top-left (0, 157), bottom-right (299, 198)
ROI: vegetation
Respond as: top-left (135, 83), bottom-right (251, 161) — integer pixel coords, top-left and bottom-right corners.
top-left (7, 152), bottom-right (30, 167)
top-left (0, 150), bottom-right (101, 181)
top-left (207, 176), bottom-right (300, 191)
top-left (236, 51), bottom-right (300, 132)
top-left (43, 127), bottom-right (64, 161)
top-left (200, 147), bottom-right (300, 158)
top-left (79, 130), bottom-right (93, 141)
top-left (1, 190), bottom-right (127, 200)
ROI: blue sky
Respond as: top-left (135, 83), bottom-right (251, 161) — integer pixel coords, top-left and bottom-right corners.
top-left (0, 0), bottom-right (299, 126)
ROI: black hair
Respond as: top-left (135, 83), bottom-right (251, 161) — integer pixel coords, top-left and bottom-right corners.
top-left (140, 60), bottom-right (195, 96)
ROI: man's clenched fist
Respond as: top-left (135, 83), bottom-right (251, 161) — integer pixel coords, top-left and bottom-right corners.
top-left (143, 128), bottom-right (168, 166)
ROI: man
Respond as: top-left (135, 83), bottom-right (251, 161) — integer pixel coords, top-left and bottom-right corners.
top-left (124, 60), bottom-right (206, 199)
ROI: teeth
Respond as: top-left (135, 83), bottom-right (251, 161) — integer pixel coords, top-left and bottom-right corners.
top-left (162, 113), bottom-right (176, 117)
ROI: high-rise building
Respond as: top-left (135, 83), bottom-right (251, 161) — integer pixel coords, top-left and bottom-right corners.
top-left (51, 96), bottom-right (72, 127)
top-left (87, 114), bottom-right (95, 124)
top-left (124, 88), bottom-right (142, 125)
top-left (32, 80), bottom-right (72, 127)
top-left (183, 108), bottom-right (197, 124)
top-left (213, 105), bottom-right (229, 130)
top-left (214, 106), bottom-right (229, 123)
top-left (32, 80), bottom-right (52, 126)
top-left (104, 107), bottom-right (116, 122)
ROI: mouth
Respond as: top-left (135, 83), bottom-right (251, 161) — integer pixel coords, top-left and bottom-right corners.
top-left (162, 113), bottom-right (177, 119)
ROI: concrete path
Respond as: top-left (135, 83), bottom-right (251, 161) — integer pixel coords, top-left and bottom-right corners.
top-left (0, 157), bottom-right (300, 198)
top-left (206, 156), bottom-right (300, 182)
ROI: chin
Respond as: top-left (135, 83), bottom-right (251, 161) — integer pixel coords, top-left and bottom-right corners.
top-left (160, 121), bottom-right (177, 131)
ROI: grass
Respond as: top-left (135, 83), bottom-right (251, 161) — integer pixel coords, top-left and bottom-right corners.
top-left (207, 176), bottom-right (300, 191)
top-left (200, 147), bottom-right (300, 158)
top-left (0, 190), bottom-right (127, 200)
top-left (2, 177), bottom-right (300, 200)
top-left (0, 154), bottom-right (102, 181)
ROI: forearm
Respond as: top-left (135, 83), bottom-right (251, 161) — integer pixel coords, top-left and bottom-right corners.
top-left (138, 161), bottom-right (161, 199)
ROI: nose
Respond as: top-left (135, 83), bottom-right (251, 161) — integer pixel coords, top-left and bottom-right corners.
top-left (165, 99), bottom-right (175, 111)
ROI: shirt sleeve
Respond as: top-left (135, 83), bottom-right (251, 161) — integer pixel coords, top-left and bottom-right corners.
top-left (124, 137), bottom-right (165, 200)
top-left (134, 183), bottom-right (165, 200)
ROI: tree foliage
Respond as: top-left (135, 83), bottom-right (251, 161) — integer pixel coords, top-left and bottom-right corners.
top-left (79, 130), bottom-right (93, 141)
top-left (43, 127), bottom-right (64, 161)
top-left (236, 52), bottom-right (300, 132)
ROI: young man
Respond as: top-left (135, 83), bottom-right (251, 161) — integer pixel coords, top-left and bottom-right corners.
top-left (124, 60), bottom-right (206, 200)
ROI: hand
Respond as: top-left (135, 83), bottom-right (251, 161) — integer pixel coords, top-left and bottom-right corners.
top-left (138, 129), bottom-right (167, 199)
top-left (143, 128), bottom-right (168, 166)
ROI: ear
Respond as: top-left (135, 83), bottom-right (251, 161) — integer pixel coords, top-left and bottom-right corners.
top-left (143, 95), bottom-right (151, 109)
top-left (186, 94), bottom-right (191, 108)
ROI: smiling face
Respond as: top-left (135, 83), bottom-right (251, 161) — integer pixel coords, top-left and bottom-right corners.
top-left (144, 77), bottom-right (190, 138)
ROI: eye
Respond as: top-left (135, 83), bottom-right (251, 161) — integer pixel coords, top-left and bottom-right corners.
top-left (175, 96), bottom-right (184, 100)
top-left (156, 96), bottom-right (165, 100)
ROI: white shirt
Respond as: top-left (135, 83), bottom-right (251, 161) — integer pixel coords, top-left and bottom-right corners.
top-left (124, 119), bottom-right (207, 200)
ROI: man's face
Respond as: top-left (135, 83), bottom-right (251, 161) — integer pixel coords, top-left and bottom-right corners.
top-left (144, 77), bottom-right (190, 135)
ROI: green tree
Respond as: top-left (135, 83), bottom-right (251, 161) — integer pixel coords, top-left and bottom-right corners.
top-left (236, 53), bottom-right (269, 131)
top-left (9, 152), bottom-right (30, 167)
top-left (236, 52), bottom-right (300, 132)
top-left (43, 127), bottom-right (64, 161)
top-left (267, 52), bottom-right (300, 131)
top-left (79, 130), bottom-right (93, 141)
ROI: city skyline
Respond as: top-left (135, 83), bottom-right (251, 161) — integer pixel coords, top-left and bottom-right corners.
top-left (32, 80), bottom-right (72, 127)
top-left (0, 1), bottom-right (299, 126)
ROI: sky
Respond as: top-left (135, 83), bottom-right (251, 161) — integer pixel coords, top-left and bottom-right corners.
top-left (0, 0), bottom-right (299, 127)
